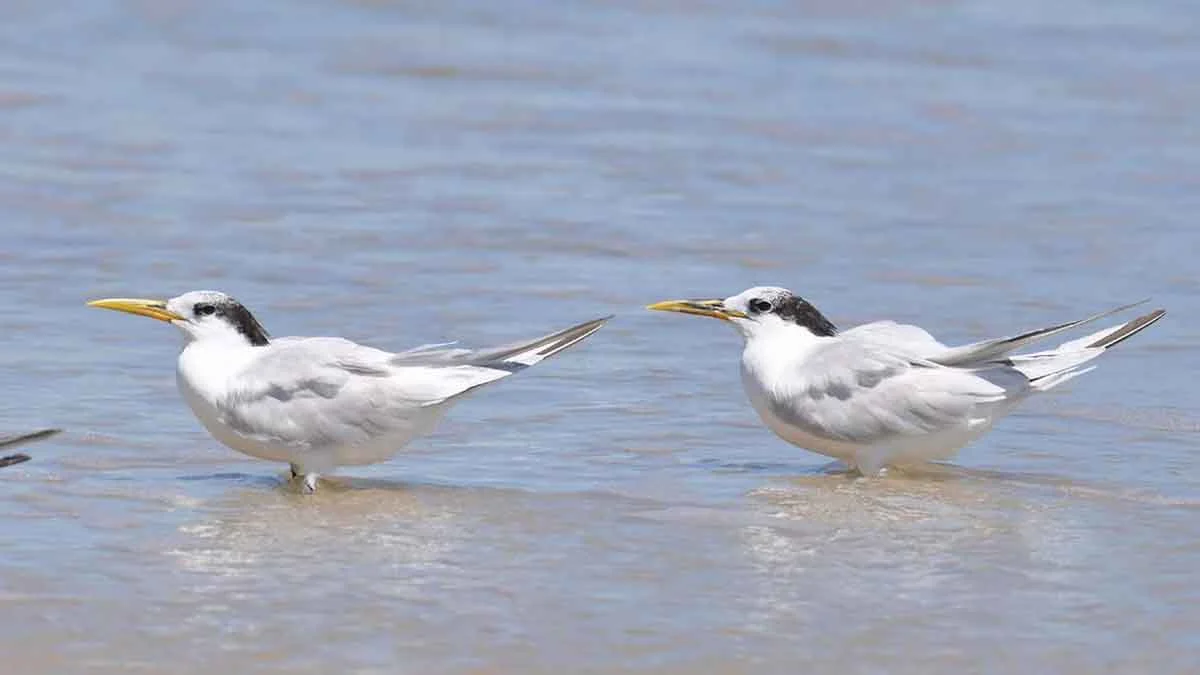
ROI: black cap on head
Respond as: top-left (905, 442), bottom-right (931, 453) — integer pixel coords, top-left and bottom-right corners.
top-left (184, 291), bottom-right (271, 346)
top-left (745, 288), bottom-right (837, 337)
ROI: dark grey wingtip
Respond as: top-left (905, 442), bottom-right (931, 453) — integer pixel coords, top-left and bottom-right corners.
top-left (0, 428), bottom-right (61, 450)
top-left (933, 298), bottom-right (1161, 367)
top-left (1086, 308), bottom-right (1166, 349)
top-left (470, 315), bottom-right (613, 372)
top-left (531, 315), bottom-right (613, 359)
top-left (0, 453), bottom-right (31, 468)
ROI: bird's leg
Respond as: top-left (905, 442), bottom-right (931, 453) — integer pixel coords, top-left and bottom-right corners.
top-left (288, 464), bottom-right (319, 493)
top-left (853, 449), bottom-right (890, 478)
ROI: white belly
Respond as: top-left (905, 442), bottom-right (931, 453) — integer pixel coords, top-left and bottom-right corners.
top-left (743, 382), bottom-right (859, 462)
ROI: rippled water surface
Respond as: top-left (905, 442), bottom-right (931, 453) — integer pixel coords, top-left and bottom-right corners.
top-left (2, 1), bottom-right (1200, 673)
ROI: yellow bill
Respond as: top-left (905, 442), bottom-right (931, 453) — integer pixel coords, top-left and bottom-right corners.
top-left (646, 299), bottom-right (747, 321)
top-left (87, 298), bottom-right (185, 322)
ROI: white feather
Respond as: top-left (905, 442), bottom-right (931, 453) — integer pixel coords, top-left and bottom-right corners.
top-left (165, 299), bottom-right (610, 477)
top-left (721, 294), bottom-right (1165, 474)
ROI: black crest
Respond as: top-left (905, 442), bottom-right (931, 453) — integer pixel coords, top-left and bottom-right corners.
top-left (195, 297), bottom-right (270, 346)
top-left (220, 301), bottom-right (271, 346)
top-left (749, 290), bottom-right (838, 336)
top-left (777, 295), bottom-right (837, 336)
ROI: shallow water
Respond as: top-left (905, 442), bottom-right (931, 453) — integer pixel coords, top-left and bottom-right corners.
top-left (2, 0), bottom-right (1200, 672)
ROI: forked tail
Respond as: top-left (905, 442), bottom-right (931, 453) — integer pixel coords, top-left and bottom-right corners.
top-left (392, 316), bottom-right (613, 403)
top-left (468, 316), bottom-right (613, 372)
top-left (1011, 308), bottom-right (1166, 390)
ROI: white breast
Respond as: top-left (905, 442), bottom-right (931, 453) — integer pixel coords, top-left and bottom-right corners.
top-left (740, 365), bottom-right (859, 461)
top-left (176, 342), bottom-right (296, 463)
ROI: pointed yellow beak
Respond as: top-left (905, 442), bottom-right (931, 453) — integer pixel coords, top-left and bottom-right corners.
top-left (645, 299), bottom-right (747, 321)
top-left (87, 298), bottom-right (185, 322)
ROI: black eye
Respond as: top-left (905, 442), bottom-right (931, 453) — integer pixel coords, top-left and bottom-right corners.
top-left (194, 303), bottom-right (216, 317)
top-left (749, 298), bottom-right (773, 313)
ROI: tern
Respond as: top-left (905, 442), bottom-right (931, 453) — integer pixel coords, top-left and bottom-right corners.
top-left (0, 428), bottom-right (60, 468)
top-left (648, 287), bottom-right (1165, 475)
top-left (89, 291), bottom-right (610, 491)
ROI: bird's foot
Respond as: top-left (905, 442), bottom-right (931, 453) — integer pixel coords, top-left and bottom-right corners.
top-left (288, 464), bottom-right (319, 493)
top-left (852, 450), bottom-right (891, 478)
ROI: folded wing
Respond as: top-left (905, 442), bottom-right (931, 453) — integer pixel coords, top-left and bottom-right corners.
top-left (216, 317), bottom-right (611, 450)
top-left (769, 338), bottom-right (1012, 446)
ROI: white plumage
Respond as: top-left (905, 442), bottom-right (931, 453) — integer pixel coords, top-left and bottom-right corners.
top-left (650, 287), bottom-right (1165, 474)
top-left (90, 291), bottom-right (610, 491)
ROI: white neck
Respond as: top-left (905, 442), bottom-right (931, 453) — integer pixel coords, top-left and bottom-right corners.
top-left (176, 338), bottom-right (261, 403)
top-left (738, 319), bottom-right (831, 388)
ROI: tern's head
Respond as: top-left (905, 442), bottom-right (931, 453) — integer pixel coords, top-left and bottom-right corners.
top-left (647, 286), bottom-right (837, 340)
top-left (88, 290), bottom-right (271, 347)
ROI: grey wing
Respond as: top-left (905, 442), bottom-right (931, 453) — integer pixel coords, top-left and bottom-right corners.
top-left (215, 338), bottom-right (478, 450)
top-left (217, 317), bottom-right (611, 450)
top-left (770, 338), bottom-right (1012, 445)
top-left (381, 315), bottom-right (610, 399)
top-left (840, 320), bottom-right (948, 357)
top-left (389, 316), bottom-right (611, 372)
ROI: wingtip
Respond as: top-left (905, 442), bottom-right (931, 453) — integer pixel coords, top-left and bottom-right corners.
top-left (1086, 307), bottom-right (1167, 349)
top-left (577, 315), bottom-right (615, 332)
top-left (561, 314), bottom-right (611, 339)
top-left (0, 453), bottom-right (31, 468)
top-left (576, 315), bottom-right (613, 338)
top-left (1112, 298), bottom-right (1152, 313)
top-left (0, 428), bottom-right (60, 450)
top-left (1144, 308), bottom-right (1168, 327)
